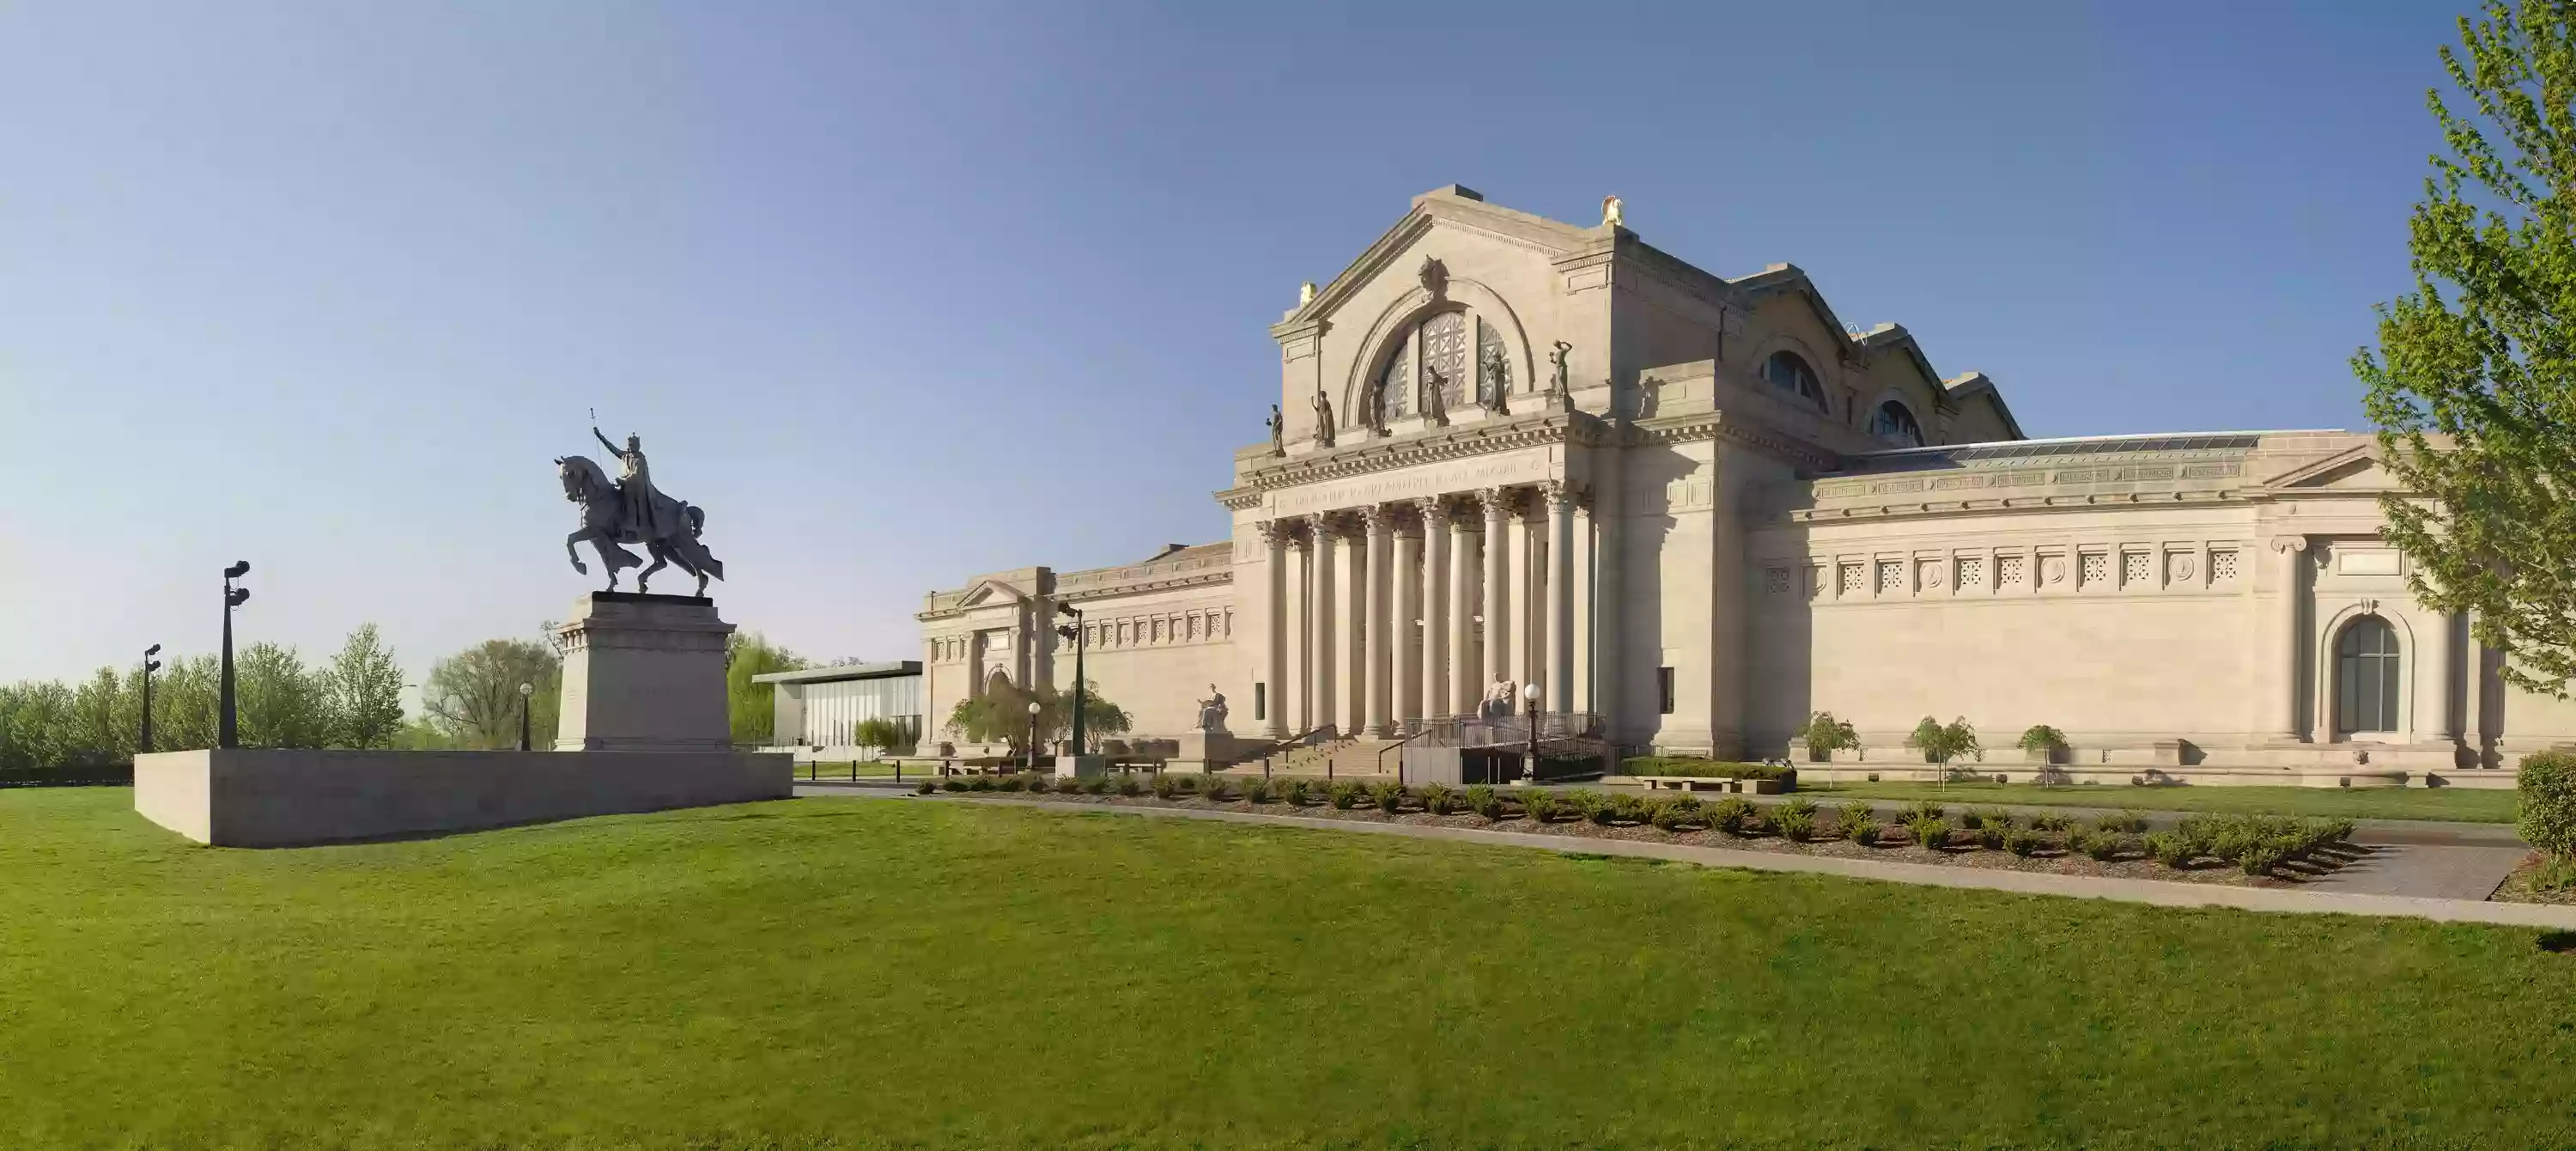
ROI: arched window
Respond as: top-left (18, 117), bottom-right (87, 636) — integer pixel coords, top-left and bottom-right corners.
top-left (1370, 309), bottom-right (1480, 421)
top-left (2336, 616), bottom-right (2402, 734)
top-left (1760, 351), bottom-right (1827, 411)
top-left (1869, 400), bottom-right (1925, 448)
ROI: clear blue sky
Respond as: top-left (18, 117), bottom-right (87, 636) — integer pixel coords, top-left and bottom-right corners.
top-left (0, 0), bottom-right (2469, 687)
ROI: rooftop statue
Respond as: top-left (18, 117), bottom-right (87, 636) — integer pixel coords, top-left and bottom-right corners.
top-left (557, 421), bottom-right (728, 596)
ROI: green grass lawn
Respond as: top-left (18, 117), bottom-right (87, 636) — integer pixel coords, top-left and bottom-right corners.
top-left (5, 788), bottom-right (2575, 1149)
top-left (1796, 778), bottom-right (2522, 823)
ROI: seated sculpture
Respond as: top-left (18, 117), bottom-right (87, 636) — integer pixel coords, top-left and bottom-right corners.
top-left (1194, 685), bottom-right (1230, 733)
top-left (1479, 675), bottom-right (1518, 721)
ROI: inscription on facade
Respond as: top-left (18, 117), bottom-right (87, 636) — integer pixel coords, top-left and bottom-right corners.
top-left (1269, 451), bottom-right (1556, 515)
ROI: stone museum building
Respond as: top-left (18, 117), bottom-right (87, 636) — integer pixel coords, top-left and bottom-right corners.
top-left (915, 185), bottom-right (2576, 783)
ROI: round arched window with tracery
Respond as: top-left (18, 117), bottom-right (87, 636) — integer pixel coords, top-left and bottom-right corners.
top-left (1370, 309), bottom-right (1489, 421)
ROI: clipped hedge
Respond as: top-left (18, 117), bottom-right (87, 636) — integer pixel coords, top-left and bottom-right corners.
top-left (2518, 749), bottom-right (2576, 859)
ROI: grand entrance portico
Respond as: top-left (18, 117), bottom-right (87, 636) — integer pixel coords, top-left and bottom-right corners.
top-left (1244, 436), bottom-right (1600, 740)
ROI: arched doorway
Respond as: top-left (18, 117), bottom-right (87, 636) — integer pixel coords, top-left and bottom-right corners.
top-left (2334, 615), bottom-right (2402, 737)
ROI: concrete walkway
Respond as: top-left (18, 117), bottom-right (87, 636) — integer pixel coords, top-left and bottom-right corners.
top-left (793, 784), bottom-right (2574, 929)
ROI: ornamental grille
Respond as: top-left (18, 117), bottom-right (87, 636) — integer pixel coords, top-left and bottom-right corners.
top-left (1765, 568), bottom-right (1791, 594)
top-left (1999, 555), bottom-right (2026, 587)
top-left (2081, 553), bottom-right (2110, 587)
top-left (2124, 552), bottom-right (2153, 587)
top-left (2210, 551), bottom-right (2239, 582)
top-left (1841, 563), bottom-right (1867, 594)
top-left (1879, 563), bottom-right (1904, 594)
top-left (1958, 557), bottom-right (1985, 588)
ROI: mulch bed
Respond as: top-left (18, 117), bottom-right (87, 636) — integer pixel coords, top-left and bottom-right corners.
top-left (945, 789), bottom-right (2357, 891)
top-left (2492, 853), bottom-right (2576, 904)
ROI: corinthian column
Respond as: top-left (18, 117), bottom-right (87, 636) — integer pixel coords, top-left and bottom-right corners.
top-left (1261, 519), bottom-right (1290, 738)
top-left (1361, 503), bottom-right (1394, 739)
top-left (1480, 487), bottom-right (1513, 700)
top-left (1543, 481), bottom-right (1577, 714)
top-left (2265, 536), bottom-right (2311, 741)
top-left (1450, 501), bottom-right (1479, 715)
top-left (1394, 513), bottom-right (1423, 733)
top-left (1311, 517), bottom-right (1338, 736)
top-left (1418, 497), bottom-right (1451, 729)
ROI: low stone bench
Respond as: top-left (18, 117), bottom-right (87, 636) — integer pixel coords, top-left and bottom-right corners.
top-left (1627, 775), bottom-right (1789, 795)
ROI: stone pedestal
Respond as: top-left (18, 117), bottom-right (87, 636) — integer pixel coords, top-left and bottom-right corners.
top-left (554, 593), bottom-right (734, 752)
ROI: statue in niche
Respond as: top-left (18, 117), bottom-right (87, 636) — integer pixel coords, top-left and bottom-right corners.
top-left (1359, 373), bottom-right (1386, 434)
top-left (1481, 344), bottom-right (1511, 414)
top-left (1419, 363), bottom-right (1448, 424)
top-left (1310, 389), bottom-right (1335, 448)
top-left (1194, 685), bottom-right (1230, 733)
top-left (1267, 404), bottom-right (1285, 455)
top-left (1548, 340), bottom-right (1573, 394)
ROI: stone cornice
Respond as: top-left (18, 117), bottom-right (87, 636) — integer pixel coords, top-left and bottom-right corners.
top-left (1214, 411), bottom-right (1612, 511)
top-left (1630, 410), bottom-right (1841, 472)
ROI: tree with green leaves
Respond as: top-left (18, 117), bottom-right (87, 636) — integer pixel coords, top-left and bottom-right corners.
top-left (726, 633), bottom-right (807, 745)
top-left (1800, 711), bottom-right (1859, 760)
top-left (322, 624), bottom-right (406, 748)
top-left (2359, 1), bottom-right (2576, 697)
top-left (1907, 716), bottom-right (1979, 779)
top-left (944, 677), bottom-right (1132, 752)
top-left (234, 642), bottom-right (334, 749)
top-left (422, 636), bottom-right (560, 749)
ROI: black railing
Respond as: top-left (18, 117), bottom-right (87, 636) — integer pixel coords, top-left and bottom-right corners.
top-left (1413, 711), bottom-right (1603, 748)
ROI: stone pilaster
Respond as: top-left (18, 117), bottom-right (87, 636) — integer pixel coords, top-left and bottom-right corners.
top-left (2265, 536), bottom-right (2311, 741)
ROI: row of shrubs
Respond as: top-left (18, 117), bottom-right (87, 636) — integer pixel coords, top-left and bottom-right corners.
top-left (921, 775), bottom-right (2356, 877)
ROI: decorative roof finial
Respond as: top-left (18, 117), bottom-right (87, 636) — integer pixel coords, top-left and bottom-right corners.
top-left (1298, 282), bottom-right (1315, 306)
top-left (1601, 194), bottom-right (1624, 228)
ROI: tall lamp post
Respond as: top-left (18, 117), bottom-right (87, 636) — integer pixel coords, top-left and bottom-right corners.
top-left (1054, 602), bottom-right (1086, 756)
top-left (1026, 699), bottom-right (1042, 774)
top-left (218, 561), bottom-right (250, 749)
top-left (1521, 680), bottom-right (1542, 786)
top-left (517, 682), bottom-right (534, 751)
top-left (139, 644), bottom-right (162, 754)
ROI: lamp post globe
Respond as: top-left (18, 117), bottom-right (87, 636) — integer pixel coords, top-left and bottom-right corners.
top-left (1026, 699), bottom-right (1043, 773)
top-left (517, 681), bottom-right (535, 752)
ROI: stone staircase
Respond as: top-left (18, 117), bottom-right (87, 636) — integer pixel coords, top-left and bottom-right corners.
top-left (1249, 736), bottom-right (1400, 779)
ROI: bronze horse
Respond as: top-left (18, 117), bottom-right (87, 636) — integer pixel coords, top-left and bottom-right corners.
top-left (556, 454), bottom-right (726, 595)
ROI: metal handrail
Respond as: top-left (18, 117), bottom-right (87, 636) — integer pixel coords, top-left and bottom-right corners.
top-left (1222, 724), bottom-right (1334, 775)
top-left (1375, 722), bottom-right (1442, 783)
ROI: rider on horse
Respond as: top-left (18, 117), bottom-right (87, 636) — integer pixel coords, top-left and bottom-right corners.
top-left (592, 426), bottom-right (674, 542)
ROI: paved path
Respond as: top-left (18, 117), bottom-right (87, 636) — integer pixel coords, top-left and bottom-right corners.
top-left (793, 785), bottom-right (2573, 929)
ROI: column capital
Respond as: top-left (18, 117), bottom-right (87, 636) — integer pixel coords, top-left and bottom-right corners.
top-left (1477, 486), bottom-right (1514, 520)
top-left (1359, 502), bottom-right (1394, 535)
top-left (1255, 518), bottom-right (1291, 545)
top-left (2268, 535), bottom-right (2312, 555)
top-left (1415, 496), bottom-right (1452, 528)
top-left (1539, 478), bottom-right (1577, 511)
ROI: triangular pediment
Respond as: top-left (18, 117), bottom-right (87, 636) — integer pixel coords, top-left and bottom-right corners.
top-left (1273, 187), bottom-right (1599, 335)
top-left (2268, 444), bottom-right (2388, 490)
top-left (955, 579), bottom-right (1030, 609)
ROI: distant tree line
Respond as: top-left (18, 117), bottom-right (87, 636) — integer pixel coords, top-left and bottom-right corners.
top-left (2, 623), bottom-right (835, 770)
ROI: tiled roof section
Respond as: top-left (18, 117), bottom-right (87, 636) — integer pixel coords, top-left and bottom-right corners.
top-left (1829, 433), bottom-right (2269, 475)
